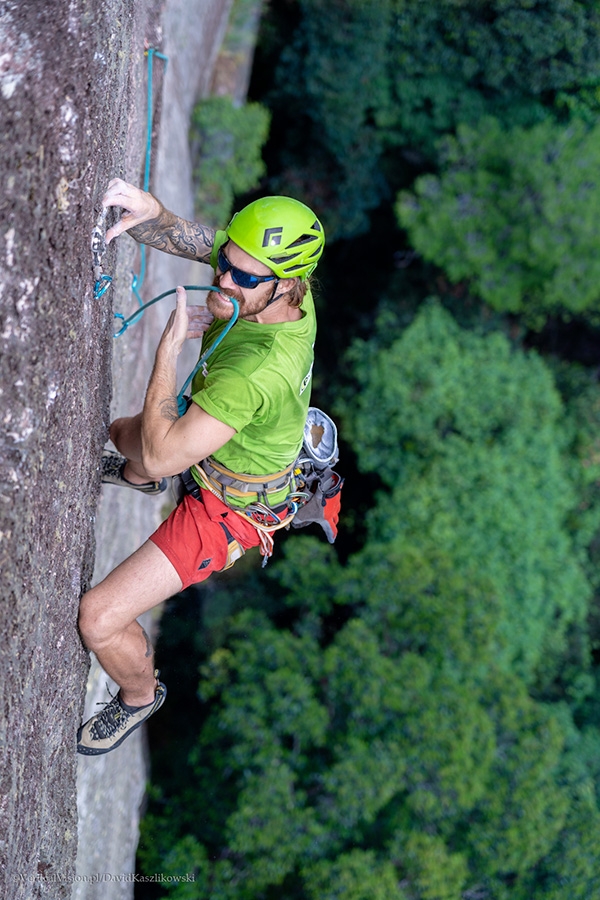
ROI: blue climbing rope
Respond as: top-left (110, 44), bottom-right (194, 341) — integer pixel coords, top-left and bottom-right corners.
top-left (112, 284), bottom-right (214, 337)
top-left (175, 290), bottom-right (239, 415)
top-left (129, 47), bottom-right (168, 321)
top-left (112, 284), bottom-right (239, 415)
top-left (91, 46), bottom-right (239, 418)
top-left (91, 47), bottom-right (167, 305)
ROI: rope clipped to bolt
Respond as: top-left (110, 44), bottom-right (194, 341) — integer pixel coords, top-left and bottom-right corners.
top-left (90, 45), bottom-right (240, 416)
top-left (130, 47), bottom-right (168, 319)
top-left (91, 206), bottom-right (112, 300)
top-left (91, 46), bottom-right (167, 309)
top-left (91, 208), bottom-right (239, 413)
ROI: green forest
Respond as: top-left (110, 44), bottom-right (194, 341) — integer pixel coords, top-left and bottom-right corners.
top-left (137, 1), bottom-right (600, 898)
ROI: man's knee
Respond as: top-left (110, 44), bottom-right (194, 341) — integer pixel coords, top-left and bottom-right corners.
top-left (108, 416), bottom-right (128, 448)
top-left (78, 588), bottom-right (121, 653)
top-left (108, 413), bottom-right (144, 464)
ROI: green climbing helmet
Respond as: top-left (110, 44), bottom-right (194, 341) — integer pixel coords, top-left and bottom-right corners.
top-left (226, 196), bottom-right (325, 280)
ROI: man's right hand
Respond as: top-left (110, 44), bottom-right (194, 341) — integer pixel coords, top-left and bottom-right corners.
top-left (103, 178), bottom-right (161, 244)
top-left (157, 287), bottom-right (214, 362)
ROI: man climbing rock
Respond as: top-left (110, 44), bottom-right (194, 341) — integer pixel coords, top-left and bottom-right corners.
top-left (77, 178), bottom-right (327, 755)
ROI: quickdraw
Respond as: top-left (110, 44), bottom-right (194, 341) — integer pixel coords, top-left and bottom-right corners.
top-left (91, 207), bottom-right (112, 300)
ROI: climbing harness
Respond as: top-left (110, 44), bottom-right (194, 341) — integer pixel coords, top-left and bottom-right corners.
top-left (179, 461), bottom-right (300, 566)
top-left (195, 455), bottom-right (309, 520)
top-left (176, 407), bottom-right (344, 564)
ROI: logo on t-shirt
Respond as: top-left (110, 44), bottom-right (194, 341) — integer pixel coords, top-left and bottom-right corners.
top-left (300, 362), bottom-right (313, 395)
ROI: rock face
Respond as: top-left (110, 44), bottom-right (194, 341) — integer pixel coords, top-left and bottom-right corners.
top-left (74, 2), bottom-right (235, 897)
top-left (0, 1), bottom-right (233, 897)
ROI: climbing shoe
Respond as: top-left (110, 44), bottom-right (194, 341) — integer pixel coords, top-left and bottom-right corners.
top-left (77, 674), bottom-right (167, 756)
top-left (101, 449), bottom-right (167, 495)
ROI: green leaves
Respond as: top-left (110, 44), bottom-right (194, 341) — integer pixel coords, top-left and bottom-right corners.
top-left (191, 97), bottom-right (270, 226)
top-left (398, 117), bottom-right (600, 321)
top-left (263, 0), bottom-right (600, 237)
top-left (388, 832), bottom-right (468, 900)
top-left (139, 6), bottom-right (600, 895)
top-left (344, 302), bottom-right (591, 677)
top-left (302, 849), bottom-right (408, 900)
top-left (226, 762), bottom-right (320, 893)
top-left (140, 291), bottom-right (600, 897)
top-left (198, 611), bottom-right (327, 771)
top-left (467, 677), bottom-right (570, 876)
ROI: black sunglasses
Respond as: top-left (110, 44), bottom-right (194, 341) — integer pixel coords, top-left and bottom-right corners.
top-left (217, 246), bottom-right (277, 290)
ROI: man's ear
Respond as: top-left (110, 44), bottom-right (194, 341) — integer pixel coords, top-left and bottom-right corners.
top-left (277, 277), bottom-right (299, 296)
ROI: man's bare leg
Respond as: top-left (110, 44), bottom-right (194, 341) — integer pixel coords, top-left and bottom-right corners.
top-left (78, 540), bottom-right (183, 706)
top-left (108, 413), bottom-right (156, 486)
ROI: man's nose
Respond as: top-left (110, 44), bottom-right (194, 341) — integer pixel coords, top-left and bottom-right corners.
top-left (217, 268), bottom-right (236, 290)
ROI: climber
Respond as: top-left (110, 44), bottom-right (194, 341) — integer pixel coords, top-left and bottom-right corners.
top-left (77, 178), bottom-right (326, 755)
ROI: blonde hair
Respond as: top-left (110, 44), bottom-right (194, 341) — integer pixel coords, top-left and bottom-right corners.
top-left (286, 277), bottom-right (310, 309)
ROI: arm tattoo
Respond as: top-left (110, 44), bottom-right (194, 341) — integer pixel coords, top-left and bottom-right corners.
top-left (128, 197), bottom-right (216, 263)
top-left (159, 396), bottom-right (180, 423)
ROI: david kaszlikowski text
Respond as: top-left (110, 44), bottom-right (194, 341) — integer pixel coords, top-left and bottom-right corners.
top-left (13, 872), bottom-right (196, 884)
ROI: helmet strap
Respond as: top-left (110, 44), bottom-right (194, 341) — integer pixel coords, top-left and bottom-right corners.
top-left (264, 278), bottom-right (282, 308)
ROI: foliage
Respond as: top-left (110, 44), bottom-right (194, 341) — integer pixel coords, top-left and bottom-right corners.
top-left (266, 536), bottom-right (343, 615)
top-left (139, 586), bottom-right (600, 898)
top-left (260, 0), bottom-right (600, 238)
top-left (191, 96), bottom-right (270, 226)
top-left (397, 117), bottom-right (600, 323)
top-left (386, 0), bottom-right (600, 154)
top-left (138, 302), bottom-right (600, 898)
top-left (302, 849), bottom-right (408, 900)
top-left (265, 0), bottom-right (393, 238)
top-left (342, 301), bottom-right (593, 679)
top-left (544, 359), bottom-right (600, 591)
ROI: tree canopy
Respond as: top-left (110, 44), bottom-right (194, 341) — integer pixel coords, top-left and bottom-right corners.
top-left (397, 118), bottom-right (600, 322)
top-left (138, 302), bottom-right (600, 898)
top-left (136, 2), bottom-right (600, 897)
top-left (261, 0), bottom-right (600, 239)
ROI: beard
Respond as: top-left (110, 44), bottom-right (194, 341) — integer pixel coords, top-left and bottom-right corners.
top-left (206, 277), bottom-right (244, 320)
top-left (207, 275), bottom-right (276, 320)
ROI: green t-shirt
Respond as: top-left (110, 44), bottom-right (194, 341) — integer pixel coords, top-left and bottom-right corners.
top-left (190, 290), bottom-right (316, 477)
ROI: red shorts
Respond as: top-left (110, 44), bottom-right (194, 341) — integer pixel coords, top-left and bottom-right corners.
top-left (149, 489), bottom-right (261, 590)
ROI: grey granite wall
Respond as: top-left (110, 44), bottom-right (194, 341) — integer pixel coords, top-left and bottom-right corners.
top-left (73, 2), bottom-right (234, 898)
top-left (0, 1), bottom-right (234, 898)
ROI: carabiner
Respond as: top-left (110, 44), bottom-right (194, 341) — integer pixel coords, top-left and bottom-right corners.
top-left (94, 274), bottom-right (113, 300)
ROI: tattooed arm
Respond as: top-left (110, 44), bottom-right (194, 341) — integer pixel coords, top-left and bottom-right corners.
top-left (103, 178), bottom-right (216, 264)
top-left (141, 287), bottom-right (235, 478)
top-left (128, 206), bottom-right (215, 263)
